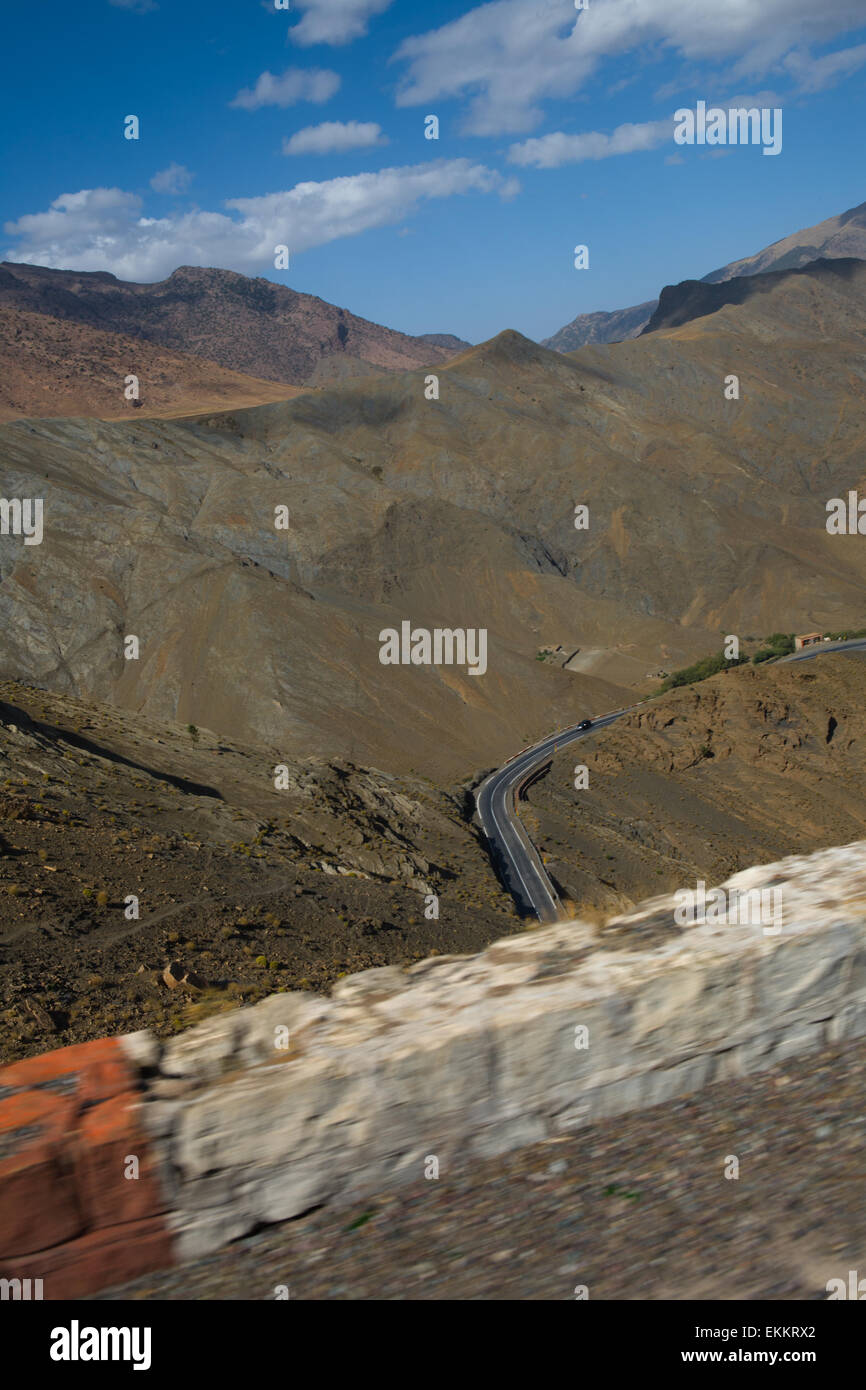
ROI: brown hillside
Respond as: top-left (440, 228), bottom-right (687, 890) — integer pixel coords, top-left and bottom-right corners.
top-left (0, 261), bottom-right (864, 778)
top-left (0, 262), bottom-right (468, 387)
top-left (543, 196), bottom-right (866, 350)
top-left (0, 304), bottom-right (305, 421)
top-left (527, 650), bottom-right (866, 916)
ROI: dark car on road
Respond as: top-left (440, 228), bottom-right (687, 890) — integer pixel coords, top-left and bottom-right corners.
top-left (577, 719), bottom-right (593, 730)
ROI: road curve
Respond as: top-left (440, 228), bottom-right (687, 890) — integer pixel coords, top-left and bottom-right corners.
top-left (474, 707), bottom-right (633, 922)
top-left (778, 637), bottom-right (866, 663)
top-left (476, 637), bottom-right (866, 923)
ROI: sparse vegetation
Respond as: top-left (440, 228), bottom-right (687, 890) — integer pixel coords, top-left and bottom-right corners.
top-left (660, 631), bottom-right (803, 688)
top-left (660, 651), bottom-right (746, 692)
top-left (752, 632), bottom-right (795, 664)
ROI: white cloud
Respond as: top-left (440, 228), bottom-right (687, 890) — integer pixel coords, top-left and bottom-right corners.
top-left (230, 67), bottom-right (340, 110)
top-left (515, 91), bottom-right (782, 169)
top-left (4, 188), bottom-right (146, 269)
top-left (283, 120), bottom-right (388, 155)
top-left (508, 118), bottom-right (673, 168)
top-left (150, 163), bottom-right (194, 194)
top-left (718, 89), bottom-right (784, 112)
top-left (3, 164), bottom-right (519, 282)
top-left (393, 0), bottom-right (866, 135)
top-left (782, 42), bottom-right (866, 93)
top-left (288, 0), bottom-right (394, 47)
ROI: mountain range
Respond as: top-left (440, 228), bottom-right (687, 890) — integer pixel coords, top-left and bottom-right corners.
top-left (542, 197), bottom-right (866, 351)
top-left (2, 254), bottom-right (865, 781)
top-left (4, 198), bottom-right (864, 424)
top-left (0, 261), bottom-right (469, 419)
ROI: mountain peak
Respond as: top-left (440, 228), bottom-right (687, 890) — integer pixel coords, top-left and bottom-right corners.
top-left (449, 328), bottom-right (553, 371)
top-left (543, 198), bottom-right (866, 352)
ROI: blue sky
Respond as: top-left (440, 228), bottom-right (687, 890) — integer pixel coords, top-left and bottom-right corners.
top-left (2, 0), bottom-right (866, 343)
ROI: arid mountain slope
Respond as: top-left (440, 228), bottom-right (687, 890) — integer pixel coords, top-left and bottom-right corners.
top-left (542, 300), bottom-right (657, 351)
top-left (0, 681), bottom-right (515, 1060)
top-left (5, 653), bottom-right (866, 1060)
top-left (0, 304), bottom-right (305, 421)
top-left (525, 650), bottom-right (866, 916)
top-left (702, 198), bottom-right (866, 282)
top-left (543, 197), bottom-right (866, 350)
top-left (1, 262), bottom-right (865, 778)
top-left (641, 256), bottom-right (865, 335)
top-left (0, 261), bottom-right (469, 388)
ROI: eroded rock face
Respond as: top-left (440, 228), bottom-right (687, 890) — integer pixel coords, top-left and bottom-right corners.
top-left (123, 840), bottom-right (866, 1260)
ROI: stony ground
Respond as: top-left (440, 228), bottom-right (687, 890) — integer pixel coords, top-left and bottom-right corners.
top-left (6, 658), bottom-right (866, 1064)
top-left (0, 682), bottom-right (515, 1060)
top-left (99, 1037), bottom-right (866, 1301)
top-left (533, 651), bottom-right (866, 919)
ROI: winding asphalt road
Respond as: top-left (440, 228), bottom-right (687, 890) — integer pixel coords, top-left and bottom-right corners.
top-left (778, 637), bottom-right (866, 664)
top-left (474, 707), bottom-right (633, 922)
top-left (476, 637), bottom-right (866, 923)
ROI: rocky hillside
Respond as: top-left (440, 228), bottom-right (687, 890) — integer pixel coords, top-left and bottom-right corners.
top-left (702, 197), bottom-right (866, 282)
top-left (527, 650), bottom-right (866, 915)
top-left (4, 650), bottom-right (866, 1060)
top-left (641, 256), bottom-right (866, 336)
top-left (542, 299), bottom-right (657, 351)
top-left (543, 197), bottom-right (866, 351)
top-left (0, 681), bottom-right (515, 1061)
top-left (0, 304), bottom-right (305, 422)
top-left (1, 260), bottom-right (865, 780)
top-left (0, 261), bottom-right (469, 396)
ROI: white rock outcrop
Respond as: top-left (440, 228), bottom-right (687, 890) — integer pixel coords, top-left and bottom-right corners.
top-left (120, 840), bottom-right (866, 1260)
